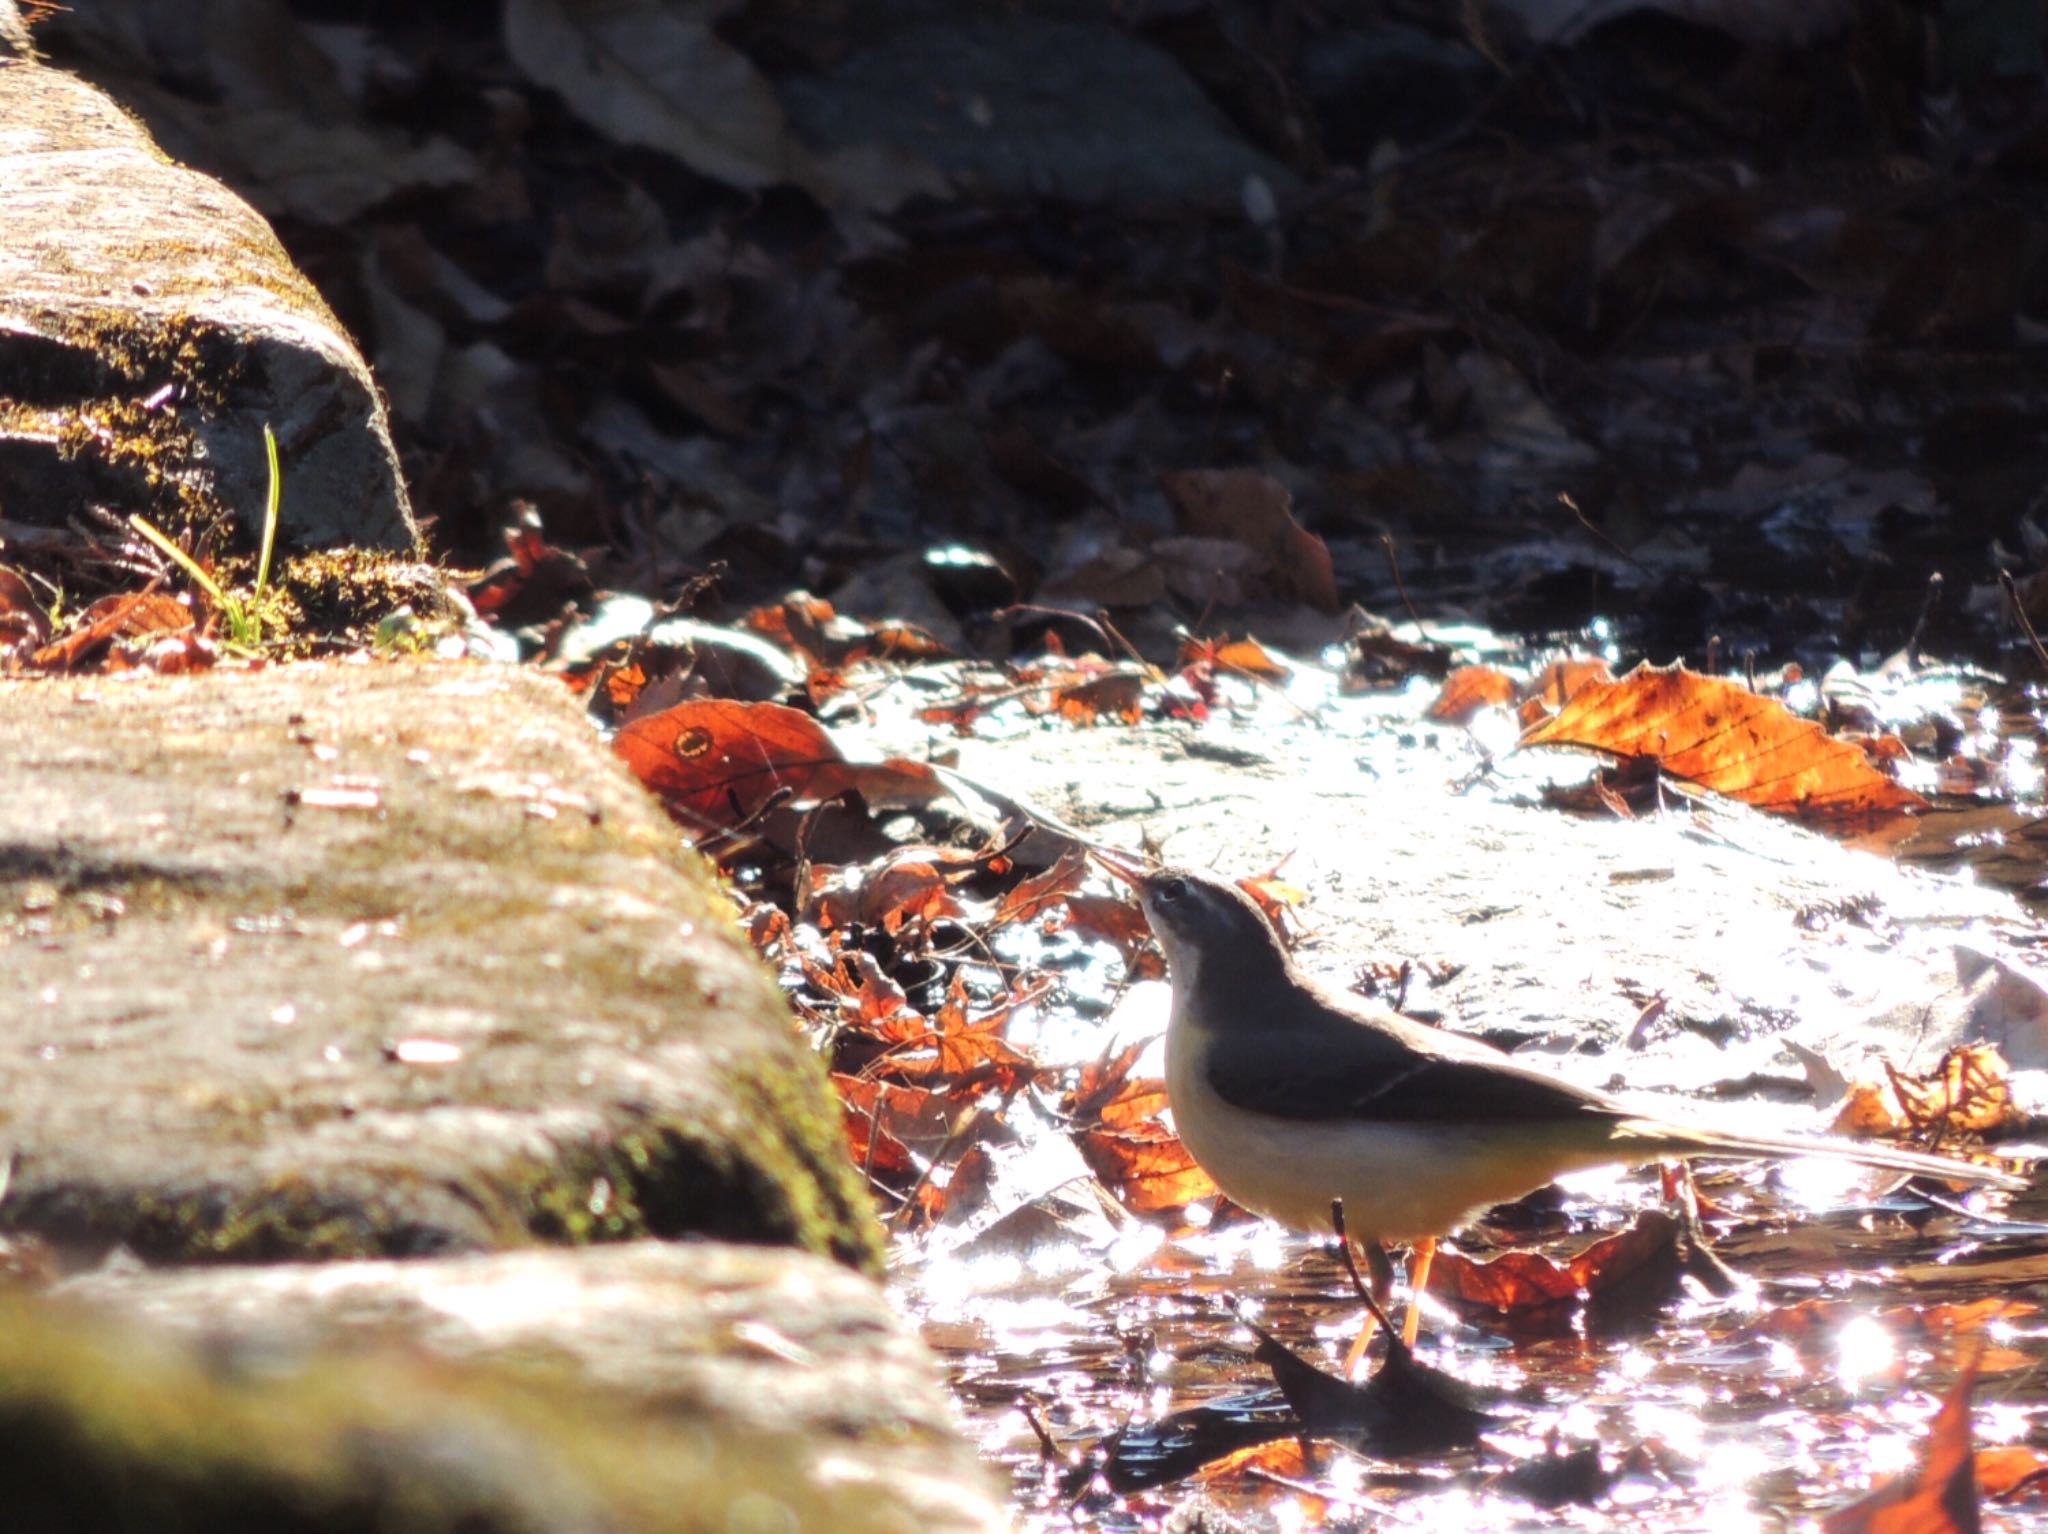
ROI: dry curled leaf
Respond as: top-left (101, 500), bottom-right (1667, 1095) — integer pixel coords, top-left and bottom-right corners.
top-left (1066, 1040), bottom-right (1216, 1214)
top-left (1075, 1128), bottom-right (1217, 1215)
top-left (806, 849), bottom-right (983, 935)
top-left (32, 591), bottom-right (192, 671)
top-left (1428, 665), bottom-right (1516, 723)
top-left (1053, 670), bottom-right (1146, 725)
top-left (1518, 662), bottom-right (1928, 822)
top-left (991, 848), bottom-right (1090, 927)
top-left (1176, 633), bottom-right (1293, 683)
top-left (1831, 1044), bottom-right (2018, 1143)
top-left (832, 1073), bottom-right (957, 1182)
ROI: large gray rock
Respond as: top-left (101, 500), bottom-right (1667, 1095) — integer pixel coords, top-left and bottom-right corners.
top-left (0, 660), bottom-right (879, 1271)
top-left (0, 54), bottom-right (414, 550)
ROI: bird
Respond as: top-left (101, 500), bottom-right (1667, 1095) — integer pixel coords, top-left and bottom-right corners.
top-left (1107, 861), bottom-right (2027, 1351)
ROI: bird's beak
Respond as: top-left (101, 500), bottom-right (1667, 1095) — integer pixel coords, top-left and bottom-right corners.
top-left (1086, 844), bottom-right (1151, 892)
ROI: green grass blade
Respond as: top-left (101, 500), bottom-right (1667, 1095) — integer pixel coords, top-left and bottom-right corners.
top-left (127, 515), bottom-right (228, 608)
top-left (256, 424), bottom-right (280, 598)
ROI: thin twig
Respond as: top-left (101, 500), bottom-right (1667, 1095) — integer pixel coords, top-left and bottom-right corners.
top-left (1559, 491), bottom-right (1653, 581)
top-left (1905, 570), bottom-right (1944, 669)
top-left (1997, 569), bottom-right (2048, 676)
top-left (1329, 1199), bottom-right (1401, 1340)
top-left (1379, 534), bottom-right (1433, 645)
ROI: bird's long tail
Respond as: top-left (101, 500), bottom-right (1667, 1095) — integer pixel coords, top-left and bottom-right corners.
top-left (1612, 1117), bottom-right (2027, 1191)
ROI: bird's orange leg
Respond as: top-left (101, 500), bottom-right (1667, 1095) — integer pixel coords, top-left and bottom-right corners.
top-left (1400, 1236), bottom-right (1437, 1348)
top-left (1341, 1305), bottom-right (1379, 1378)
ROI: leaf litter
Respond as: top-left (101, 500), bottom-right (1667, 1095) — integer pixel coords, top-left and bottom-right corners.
top-left (29, 1), bottom-right (2048, 1526)
top-left (568, 577), bottom-right (2048, 1529)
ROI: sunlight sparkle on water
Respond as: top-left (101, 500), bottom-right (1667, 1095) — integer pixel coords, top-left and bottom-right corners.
top-left (911, 1250), bottom-right (1024, 1319)
top-left (1832, 1314), bottom-right (1897, 1392)
top-left (1179, 1217), bottom-right (1295, 1273)
top-left (1629, 1402), bottom-right (1710, 1459)
top-left (1766, 1338), bottom-right (1805, 1379)
top-left (1769, 1154), bottom-right (1888, 1215)
top-left (1105, 1224), bottom-right (1166, 1272)
top-left (1691, 1426), bottom-right (1778, 1494)
top-left (1980, 1400), bottom-right (2033, 1444)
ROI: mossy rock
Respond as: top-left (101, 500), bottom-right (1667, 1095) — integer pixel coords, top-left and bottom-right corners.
top-left (0, 1260), bottom-right (1003, 1534)
top-left (0, 58), bottom-right (413, 551)
top-left (0, 659), bottom-right (881, 1273)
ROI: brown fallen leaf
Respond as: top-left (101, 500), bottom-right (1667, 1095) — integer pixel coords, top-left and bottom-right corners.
top-left (991, 848), bottom-right (1090, 927)
top-left (1428, 1208), bottom-right (1727, 1323)
top-left (801, 950), bottom-right (924, 1036)
top-left (466, 504), bottom-right (594, 626)
top-left (832, 1073), bottom-right (958, 1182)
top-left (32, 591), bottom-right (193, 671)
top-left (1176, 633), bottom-right (1294, 683)
top-left (1054, 670), bottom-right (1145, 725)
top-left (1518, 663), bottom-right (1928, 822)
top-left (1063, 1040), bottom-right (1172, 1134)
top-left (1066, 1039), bottom-right (1216, 1214)
top-left (806, 849), bottom-right (983, 935)
top-left (1530, 657), bottom-right (1613, 710)
top-left (743, 591), bottom-right (949, 673)
top-left (1431, 657), bottom-right (1609, 725)
top-left (1974, 1445), bottom-right (2048, 1501)
top-left (1830, 1044), bottom-right (2019, 1144)
top-left (1075, 1128), bottom-right (1218, 1215)
top-left (1428, 1246), bottom-right (1582, 1316)
top-left (1238, 868), bottom-right (1309, 934)
top-left (613, 699), bottom-right (942, 832)
top-left (824, 964), bottom-right (1040, 1096)
top-left (1065, 893), bottom-right (1164, 979)
top-left (1341, 615), bottom-right (1455, 692)
top-left (1159, 468), bottom-right (1340, 612)
top-left (1822, 1341), bottom-right (1984, 1533)
top-left (918, 972), bottom-right (1042, 1092)
top-left (0, 565), bottom-right (49, 658)
top-left (1428, 665), bottom-right (1516, 723)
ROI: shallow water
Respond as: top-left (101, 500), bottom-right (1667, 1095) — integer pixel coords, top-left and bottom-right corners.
top-left (900, 1155), bottom-right (2048, 1529)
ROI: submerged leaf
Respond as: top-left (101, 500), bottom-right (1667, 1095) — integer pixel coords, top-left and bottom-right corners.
top-left (1822, 1343), bottom-right (1984, 1533)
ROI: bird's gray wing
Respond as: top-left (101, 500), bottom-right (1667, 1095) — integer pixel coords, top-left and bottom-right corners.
top-left (1203, 1014), bottom-right (1625, 1126)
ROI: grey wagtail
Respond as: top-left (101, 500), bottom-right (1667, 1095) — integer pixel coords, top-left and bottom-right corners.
top-left (1109, 863), bottom-right (2026, 1349)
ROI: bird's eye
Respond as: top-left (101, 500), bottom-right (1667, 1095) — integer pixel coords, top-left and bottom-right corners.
top-left (1153, 875), bottom-right (1191, 905)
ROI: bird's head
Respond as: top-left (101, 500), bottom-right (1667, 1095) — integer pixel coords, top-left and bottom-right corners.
top-left (1132, 867), bottom-right (1294, 1003)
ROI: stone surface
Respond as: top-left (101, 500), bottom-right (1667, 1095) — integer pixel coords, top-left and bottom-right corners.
top-left (0, 1), bottom-right (29, 58)
top-left (0, 660), bottom-right (879, 1270)
top-left (47, 1242), bottom-right (1002, 1534)
top-left (0, 56), bottom-right (414, 550)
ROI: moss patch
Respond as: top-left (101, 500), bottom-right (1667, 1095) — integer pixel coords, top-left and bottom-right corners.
top-left (276, 548), bottom-right (460, 646)
top-left (0, 1291), bottom-right (909, 1534)
top-left (1, 308), bottom-right (249, 539)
